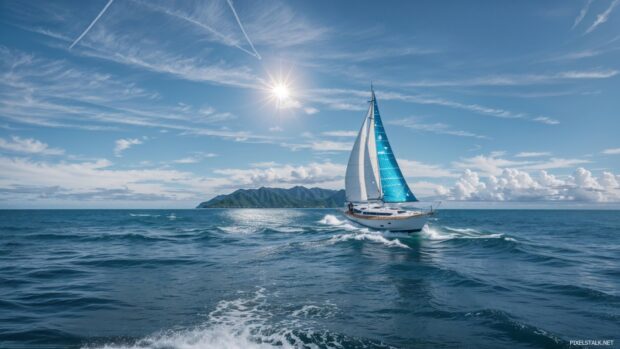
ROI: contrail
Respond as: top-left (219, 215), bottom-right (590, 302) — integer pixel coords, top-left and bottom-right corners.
top-left (69, 0), bottom-right (115, 49)
top-left (226, 0), bottom-right (261, 60)
top-left (137, 1), bottom-right (259, 59)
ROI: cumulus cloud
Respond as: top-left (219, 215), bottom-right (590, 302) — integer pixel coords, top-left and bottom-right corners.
top-left (0, 136), bottom-right (64, 155)
top-left (445, 167), bottom-right (620, 202)
top-left (453, 153), bottom-right (590, 176)
top-left (114, 138), bottom-right (143, 157)
top-left (213, 162), bottom-right (345, 189)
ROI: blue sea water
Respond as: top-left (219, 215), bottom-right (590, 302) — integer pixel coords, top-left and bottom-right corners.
top-left (0, 209), bottom-right (618, 349)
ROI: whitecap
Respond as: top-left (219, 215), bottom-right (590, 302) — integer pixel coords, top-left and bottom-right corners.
top-left (318, 214), bottom-right (365, 231)
top-left (328, 232), bottom-right (410, 249)
top-left (83, 288), bottom-right (360, 349)
top-left (129, 213), bottom-right (160, 217)
top-left (422, 225), bottom-right (516, 242)
top-left (219, 226), bottom-right (258, 235)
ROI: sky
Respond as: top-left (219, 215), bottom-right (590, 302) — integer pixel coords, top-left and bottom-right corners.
top-left (0, 0), bottom-right (619, 208)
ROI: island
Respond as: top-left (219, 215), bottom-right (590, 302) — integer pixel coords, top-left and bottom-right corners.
top-left (196, 186), bottom-right (346, 208)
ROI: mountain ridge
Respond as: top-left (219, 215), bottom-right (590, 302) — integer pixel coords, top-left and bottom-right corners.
top-left (196, 186), bottom-right (346, 208)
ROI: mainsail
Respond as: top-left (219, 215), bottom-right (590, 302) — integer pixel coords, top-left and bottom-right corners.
top-left (345, 101), bottom-right (381, 202)
top-left (345, 88), bottom-right (418, 203)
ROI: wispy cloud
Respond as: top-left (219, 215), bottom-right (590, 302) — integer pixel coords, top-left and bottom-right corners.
top-left (69, 0), bottom-right (114, 49)
top-left (602, 147), bottom-right (620, 154)
top-left (533, 116), bottom-right (560, 125)
top-left (114, 138), bottom-right (143, 157)
top-left (135, 0), bottom-right (258, 59)
top-left (172, 152), bottom-right (218, 164)
top-left (573, 0), bottom-right (593, 29)
top-left (0, 136), bottom-right (64, 155)
top-left (322, 130), bottom-right (357, 137)
top-left (401, 70), bottom-right (618, 87)
top-left (515, 152), bottom-right (552, 158)
top-left (0, 47), bottom-right (277, 144)
top-left (586, 0), bottom-right (619, 33)
top-left (388, 118), bottom-right (488, 139)
top-left (307, 88), bottom-right (560, 125)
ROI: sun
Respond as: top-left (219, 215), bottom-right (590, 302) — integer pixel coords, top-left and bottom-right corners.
top-left (272, 83), bottom-right (290, 101)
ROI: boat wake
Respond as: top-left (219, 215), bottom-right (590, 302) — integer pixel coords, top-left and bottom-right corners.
top-left (319, 215), bottom-right (410, 249)
top-left (83, 288), bottom-right (389, 349)
top-left (421, 225), bottom-right (517, 242)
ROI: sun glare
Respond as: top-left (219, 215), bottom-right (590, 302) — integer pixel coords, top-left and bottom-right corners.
top-left (272, 83), bottom-right (290, 101)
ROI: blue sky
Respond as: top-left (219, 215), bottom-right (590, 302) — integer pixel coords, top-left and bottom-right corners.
top-left (1, 0), bottom-right (619, 208)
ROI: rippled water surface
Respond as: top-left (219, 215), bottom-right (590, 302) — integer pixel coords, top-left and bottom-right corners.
top-left (0, 209), bottom-right (618, 348)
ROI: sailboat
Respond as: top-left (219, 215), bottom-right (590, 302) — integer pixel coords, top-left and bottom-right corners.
top-left (344, 86), bottom-right (433, 232)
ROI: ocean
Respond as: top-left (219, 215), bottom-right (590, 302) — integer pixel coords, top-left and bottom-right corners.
top-left (0, 209), bottom-right (618, 349)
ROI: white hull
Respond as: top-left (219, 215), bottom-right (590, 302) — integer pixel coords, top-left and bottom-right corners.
top-left (344, 210), bottom-right (429, 232)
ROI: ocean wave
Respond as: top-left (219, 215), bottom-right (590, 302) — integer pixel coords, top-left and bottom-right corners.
top-left (464, 309), bottom-right (568, 348)
top-left (318, 214), bottom-right (364, 231)
top-left (421, 225), bottom-right (516, 242)
top-left (218, 226), bottom-right (260, 235)
top-left (83, 288), bottom-right (390, 349)
top-left (129, 213), bottom-right (160, 218)
top-left (328, 232), bottom-right (410, 249)
top-left (291, 301), bottom-right (338, 319)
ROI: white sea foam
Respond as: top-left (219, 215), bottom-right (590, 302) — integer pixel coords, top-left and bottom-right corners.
top-left (84, 289), bottom-right (350, 349)
top-left (167, 213), bottom-right (177, 220)
top-left (422, 225), bottom-right (515, 242)
top-left (219, 226), bottom-right (258, 235)
top-left (329, 232), bottom-right (410, 249)
top-left (318, 214), bottom-right (363, 231)
top-left (129, 213), bottom-right (160, 217)
top-left (318, 214), bottom-right (345, 226)
top-left (273, 227), bottom-right (305, 233)
top-left (291, 300), bottom-right (338, 319)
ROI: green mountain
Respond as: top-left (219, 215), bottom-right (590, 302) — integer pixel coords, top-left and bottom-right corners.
top-left (197, 186), bottom-right (346, 208)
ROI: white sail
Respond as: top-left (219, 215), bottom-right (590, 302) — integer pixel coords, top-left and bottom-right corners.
top-left (363, 106), bottom-right (382, 200)
top-left (345, 102), bottom-right (382, 202)
top-left (345, 106), bottom-right (370, 202)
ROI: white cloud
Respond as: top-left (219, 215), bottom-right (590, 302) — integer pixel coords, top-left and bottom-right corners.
top-left (401, 69), bottom-right (618, 87)
top-left (602, 148), bottom-right (620, 155)
top-left (322, 130), bottom-right (357, 137)
top-left (519, 157), bottom-right (591, 171)
top-left (573, 0), bottom-right (593, 29)
top-left (446, 167), bottom-right (620, 202)
top-left (585, 0), bottom-right (619, 33)
top-left (311, 88), bottom-right (559, 125)
top-left (388, 118), bottom-right (488, 139)
top-left (172, 152), bottom-right (217, 164)
top-left (453, 154), bottom-right (530, 176)
top-left (515, 152), bottom-right (551, 158)
top-left (398, 159), bottom-right (457, 178)
top-left (0, 136), bottom-right (64, 155)
top-left (304, 107), bottom-right (319, 115)
top-left (454, 153), bottom-right (591, 175)
top-left (213, 162), bottom-right (345, 188)
top-left (114, 138), bottom-right (143, 157)
top-left (0, 155), bottom-right (346, 206)
top-left (533, 116), bottom-right (560, 125)
top-left (307, 140), bottom-right (352, 152)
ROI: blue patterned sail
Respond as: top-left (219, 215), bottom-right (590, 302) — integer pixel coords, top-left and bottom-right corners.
top-left (371, 90), bottom-right (418, 203)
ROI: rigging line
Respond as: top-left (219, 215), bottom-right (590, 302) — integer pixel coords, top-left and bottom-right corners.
top-left (69, 0), bottom-right (115, 49)
top-left (226, 0), bottom-right (262, 60)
